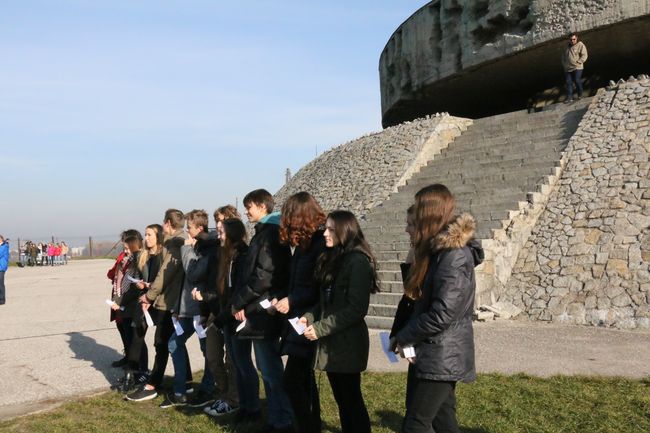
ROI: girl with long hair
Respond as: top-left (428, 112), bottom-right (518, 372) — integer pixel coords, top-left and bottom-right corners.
top-left (119, 224), bottom-right (163, 390)
top-left (275, 192), bottom-right (327, 433)
top-left (393, 184), bottom-right (484, 433)
top-left (301, 210), bottom-right (378, 433)
top-left (199, 217), bottom-right (251, 418)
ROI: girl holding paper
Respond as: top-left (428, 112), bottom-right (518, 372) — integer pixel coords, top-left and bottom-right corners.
top-left (301, 210), bottom-right (378, 433)
top-left (393, 184), bottom-right (483, 433)
top-left (275, 192), bottom-right (327, 433)
top-left (110, 230), bottom-right (149, 380)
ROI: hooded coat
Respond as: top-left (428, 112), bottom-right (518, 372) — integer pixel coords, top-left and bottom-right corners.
top-left (395, 213), bottom-right (484, 383)
top-left (179, 231), bottom-right (220, 318)
top-left (231, 212), bottom-right (291, 339)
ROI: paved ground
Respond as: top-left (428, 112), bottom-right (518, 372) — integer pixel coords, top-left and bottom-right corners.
top-left (1, 260), bottom-right (649, 420)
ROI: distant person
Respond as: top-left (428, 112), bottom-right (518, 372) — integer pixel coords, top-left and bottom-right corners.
top-left (47, 243), bottom-right (55, 266)
top-left (126, 209), bottom-right (190, 402)
top-left (61, 242), bottom-right (69, 264)
top-left (29, 242), bottom-right (38, 266)
top-left (300, 210), bottom-right (377, 433)
top-left (231, 189), bottom-right (293, 431)
top-left (275, 192), bottom-right (327, 433)
top-left (0, 236), bottom-right (9, 305)
top-left (562, 33), bottom-right (588, 102)
top-left (392, 184), bottom-right (484, 433)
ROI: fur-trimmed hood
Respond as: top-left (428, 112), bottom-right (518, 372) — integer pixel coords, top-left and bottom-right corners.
top-left (432, 213), bottom-right (484, 266)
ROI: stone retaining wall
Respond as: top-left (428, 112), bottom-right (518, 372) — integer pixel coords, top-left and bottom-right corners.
top-left (502, 76), bottom-right (650, 329)
top-left (274, 114), bottom-right (471, 216)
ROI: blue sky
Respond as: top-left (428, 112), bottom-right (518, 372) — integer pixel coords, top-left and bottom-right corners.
top-left (1, 0), bottom-right (426, 245)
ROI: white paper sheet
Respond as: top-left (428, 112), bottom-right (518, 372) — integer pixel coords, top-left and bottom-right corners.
top-left (144, 310), bottom-right (154, 327)
top-left (172, 316), bottom-right (184, 336)
top-left (193, 315), bottom-right (207, 339)
top-left (403, 346), bottom-right (416, 359)
top-left (125, 274), bottom-right (143, 284)
top-left (288, 317), bottom-right (306, 335)
top-left (236, 319), bottom-right (247, 333)
top-left (105, 299), bottom-right (124, 311)
top-left (259, 299), bottom-right (272, 309)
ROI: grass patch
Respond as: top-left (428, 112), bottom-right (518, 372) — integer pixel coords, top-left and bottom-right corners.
top-left (1, 373), bottom-right (648, 433)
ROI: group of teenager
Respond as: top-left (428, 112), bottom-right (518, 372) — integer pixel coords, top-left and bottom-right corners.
top-left (20, 241), bottom-right (69, 266)
top-left (106, 184), bottom-right (483, 433)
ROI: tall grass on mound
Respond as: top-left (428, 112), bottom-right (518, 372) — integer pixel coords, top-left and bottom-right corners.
top-left (1, 373), bottom-right (648, 433)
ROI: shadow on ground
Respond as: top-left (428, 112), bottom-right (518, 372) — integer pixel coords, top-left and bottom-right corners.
top-left (67, 332), bottom-right (123, 385)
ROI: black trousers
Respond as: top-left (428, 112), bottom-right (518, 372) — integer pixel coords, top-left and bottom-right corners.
top-left (402, 366), bottom-right (458, 433)
top-left (148, 309), bottom-right (192, 388)
top-left (126, 320), bottom-right (149, 373)
top-left (327, 372), bottom-right (370, 433)
top-left (283, 355), bottom-right (321, 433)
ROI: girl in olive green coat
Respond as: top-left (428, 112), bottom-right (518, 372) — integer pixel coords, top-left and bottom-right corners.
top-left (302, 210), bottom-right (378, 433)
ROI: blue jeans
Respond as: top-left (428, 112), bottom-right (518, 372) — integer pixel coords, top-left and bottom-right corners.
top-left (225, 326), bottom-right (260, 412)
top-left (168, 317), bottom-right (214, 395)
top-left (565, 69), bottom-right (583, 99)
top-left (253, 338), bottom-right (294, 428)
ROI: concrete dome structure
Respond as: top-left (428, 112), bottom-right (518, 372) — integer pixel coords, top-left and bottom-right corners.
top-left (380, 0), bottom-right (650, 127)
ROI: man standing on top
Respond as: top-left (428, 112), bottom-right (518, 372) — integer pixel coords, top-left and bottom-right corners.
top-left (562, 33), bottom-right (588, 103)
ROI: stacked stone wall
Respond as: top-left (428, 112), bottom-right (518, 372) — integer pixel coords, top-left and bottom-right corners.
top-left (274, 114), bottom-right (471, 215)
top-left (503, 76), bottom-right (650, 329)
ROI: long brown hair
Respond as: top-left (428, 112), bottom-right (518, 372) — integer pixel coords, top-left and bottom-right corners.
top-left (279, 192), bottom-right (326, 250)
top-left (314, 210), bottom-right (379, 294)
top-left (404, 184), bottom-right (456, 300)
top-left (216, 218), bottom-right (248, 295)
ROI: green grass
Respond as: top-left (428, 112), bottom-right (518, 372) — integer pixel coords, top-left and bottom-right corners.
top-left (1, 373), bottom-right (648, 433)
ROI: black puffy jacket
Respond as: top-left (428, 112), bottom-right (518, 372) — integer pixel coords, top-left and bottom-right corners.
top-left (396, 214), bottom-right (484, 383)
top-left (185, 231), bottom-right (220, 318)
top-left (231, 216), bottom-right (291, 339)
top-left (280, 230), bottom-right (326, 358)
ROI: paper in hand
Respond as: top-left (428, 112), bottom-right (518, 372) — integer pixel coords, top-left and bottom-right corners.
top-left (144, 310), bottom-right (154, 327)
top-left (125, 274), bottom-right (143, 284)
top-left (193, 315), bottom-right (207, 339)
top-left (403, 346), bottom-right (416, 359)
top-left (379, 331), bottom-right (399, 363)
top-left (172, 316), bottom-right (184, 336)
top-left (105, 299), bottom-right (124, 311)
top-left (259, 299), bottom-right (272, 309)
top-left (288, 317), bottom-right (306, 335)
top-left (236, 319), bottom-right (247, 333)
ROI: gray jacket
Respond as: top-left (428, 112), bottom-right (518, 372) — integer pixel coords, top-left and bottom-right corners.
top-left (178, 244), bottom-right (203, 318)
top-left (396, 214), bottom-right (484, 383)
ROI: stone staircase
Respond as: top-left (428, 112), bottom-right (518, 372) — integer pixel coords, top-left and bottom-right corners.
top-left (363, 101), bottom-right (591, 329)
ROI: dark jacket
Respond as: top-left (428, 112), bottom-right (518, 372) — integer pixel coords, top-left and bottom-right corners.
top-left (281, 230), bottom-right (326, 358)
top-left (112, 253), bottom-right (142, 320)
top-left (211, 244), bottom-right (249, 330)
top-left (395, 214), bottom-right (484, 383)
top-left (183, 231), bottom-right (220, 318)
top-left (231, 213), bottom-right (291, 339)
top-left (304, 250), bottom-right (373, 373)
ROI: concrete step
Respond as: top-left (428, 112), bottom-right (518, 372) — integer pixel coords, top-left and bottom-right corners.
top-left (370, 292), bottom-right (404, 305)
top-left (368, 303), bottom-right (398, 317)
top-left (365, 315), bottom-right (394, 330)
top-left (379, 280), bottom-right (405, 293)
